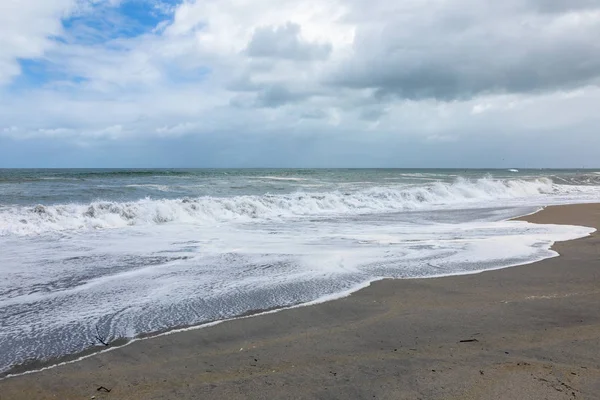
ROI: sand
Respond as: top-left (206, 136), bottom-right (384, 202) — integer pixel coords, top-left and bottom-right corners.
top-left (2, 203), bottom-right (600, 399)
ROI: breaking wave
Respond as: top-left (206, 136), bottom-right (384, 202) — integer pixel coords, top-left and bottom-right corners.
top-left (0, 178), bottom-right (565, 236)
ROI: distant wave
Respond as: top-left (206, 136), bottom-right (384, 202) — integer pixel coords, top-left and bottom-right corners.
top-left (0, 178), bottom-right (567, 236)
top-left (254, 176), bottom-right (310, 182)
top-left (550, 174), bottom-right (600, 186)
top-left (0, 170), bottom-right (196, 183)
top-left (125, 184), bottom-right (173, 192)
top-left (72, 170), bottom-right (193, 178)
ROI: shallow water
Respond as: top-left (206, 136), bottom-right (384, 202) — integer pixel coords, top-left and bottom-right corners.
top-left (1, 168), bottom-right (599, 373)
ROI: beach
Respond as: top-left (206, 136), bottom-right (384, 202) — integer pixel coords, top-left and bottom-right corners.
top-left (1, 203), bottom-right (600, 399)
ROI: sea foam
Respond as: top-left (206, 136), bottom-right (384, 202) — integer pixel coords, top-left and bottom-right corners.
top-left (0, 178), bottom-right (563, 236)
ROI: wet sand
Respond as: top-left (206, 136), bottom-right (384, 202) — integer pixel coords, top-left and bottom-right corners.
top-left (2, 204), bottom-right (600, 399)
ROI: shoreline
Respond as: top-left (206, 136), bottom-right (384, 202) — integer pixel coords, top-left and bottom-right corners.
top-left (2, 203), bottom-right (600, 399)
top-left (0, 205), bottom-right (573, 379)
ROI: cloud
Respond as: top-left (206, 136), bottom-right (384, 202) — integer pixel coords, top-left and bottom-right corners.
top-left (330, 0), bottom-right (600, 100)
top-left (246, 22), bottom-right (332, 61)
top-left (0, 0), bottom-right (599, 167)
top-left (255, 84), bottom-right (310, 108)
top-left (527, 0), bottom-right (600, 14)
top-left (0, 0), bottom-right (76, 84)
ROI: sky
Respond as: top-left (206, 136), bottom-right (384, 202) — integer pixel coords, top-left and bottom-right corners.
top-left (1, 0), bottom-right (599, 168)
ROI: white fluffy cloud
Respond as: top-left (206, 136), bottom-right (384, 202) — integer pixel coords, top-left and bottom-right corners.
top-left (0, 0), bottom-right (599, 166)
top-left (0, 0), bottom-right (75, 84)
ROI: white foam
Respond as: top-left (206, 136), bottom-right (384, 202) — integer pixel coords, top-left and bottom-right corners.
top-left (2, 177), bottom-right (595, 236)
top-left (0, 219), bottom-right (594, 378)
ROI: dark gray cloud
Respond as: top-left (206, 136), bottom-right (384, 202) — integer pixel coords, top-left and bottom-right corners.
top-left (246, 22), bottom-right (332, 61)
top-left (255, 84), bottom-right (309, 108)
top-left (299, 109), bottom-right (328, 119)
top-left (331, 2), bottom-right (600, 100)
top-left (228, 83), bottom-right (311, 108)
top-left (527, 0), bottom-right (600, 13)
top-left (359, 107), bottom-right (386, 121)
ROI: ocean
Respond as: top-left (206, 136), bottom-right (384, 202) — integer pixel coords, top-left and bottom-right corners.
top-left (1, 168), bottom-right (599, 375)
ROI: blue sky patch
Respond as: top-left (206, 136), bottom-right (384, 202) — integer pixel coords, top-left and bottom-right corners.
top-left (11, 59), bottom-right (88, 90)
top-left (10, 0), bottom-right (182, 91)
top-left (63, 0), bottom-right (180, 45)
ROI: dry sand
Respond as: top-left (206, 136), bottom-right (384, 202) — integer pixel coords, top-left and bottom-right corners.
top-left (2, 204), bottom-right (600, 399)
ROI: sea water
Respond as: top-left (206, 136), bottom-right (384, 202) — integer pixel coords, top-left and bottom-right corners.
top-left (1, 168), bottom-right (599, 374)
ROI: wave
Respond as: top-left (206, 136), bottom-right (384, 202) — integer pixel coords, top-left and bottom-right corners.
top-left (549, 174), bottom-right (600, 186)
top-left (0, 170), bottom-right (196, 184)
top-left (0, 178), bottom-right (564, 236)
top-left (253, 176), bottom-right (310, 182)
top-left (125, 184), bottom-right (173, 192)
